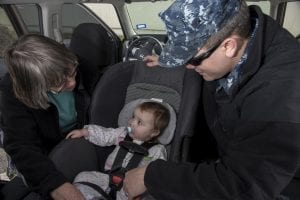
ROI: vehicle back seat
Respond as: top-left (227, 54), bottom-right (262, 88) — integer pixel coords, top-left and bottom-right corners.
top-left (69, 23), bottom-right (120, 96)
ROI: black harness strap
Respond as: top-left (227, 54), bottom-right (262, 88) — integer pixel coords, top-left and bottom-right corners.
top-left (110, 144), bottom-right (128, 173)
top-left (108, 134), bottom-right (157, 199)
top-left (110, 134), bottom-right (156, 172)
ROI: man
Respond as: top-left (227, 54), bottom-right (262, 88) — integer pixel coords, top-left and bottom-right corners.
top-left (123, 0), bottom-right (300, 199)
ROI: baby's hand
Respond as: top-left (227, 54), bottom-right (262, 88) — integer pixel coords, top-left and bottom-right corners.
top-left (66, 129), bottom-right (88, 139)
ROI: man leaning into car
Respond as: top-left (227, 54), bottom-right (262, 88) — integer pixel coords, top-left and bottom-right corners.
top-left (124, 0), bottom-right (300, 199)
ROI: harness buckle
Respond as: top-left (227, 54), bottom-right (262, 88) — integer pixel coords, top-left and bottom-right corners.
top-left (109, 171), bottom-right (124, 191)
top-left (112, 175), bottom-right (123, 186)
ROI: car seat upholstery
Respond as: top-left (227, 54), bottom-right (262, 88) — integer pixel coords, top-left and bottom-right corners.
top-left (89, 60), bottom-right (202, 162)
top-left (69, 23), bottom-right (120, 95)
top-left (296, 34), bottom-right (300, 42)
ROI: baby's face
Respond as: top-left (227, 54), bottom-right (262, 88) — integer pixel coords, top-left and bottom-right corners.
top-left (128, 108), bottom-right (159, 141)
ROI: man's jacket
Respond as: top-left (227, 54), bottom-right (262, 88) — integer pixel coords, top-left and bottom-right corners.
top-left (145, 6), bottom-right (300, 200)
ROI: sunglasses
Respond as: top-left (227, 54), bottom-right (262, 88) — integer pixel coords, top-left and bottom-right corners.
top-left (187, 41), bottom-right (222, 66)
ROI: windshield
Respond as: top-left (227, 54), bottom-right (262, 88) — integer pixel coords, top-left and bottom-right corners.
top-left (125, 0), bottom-right (271, 35)
top-left (126, 1), bottom-right (174, 35)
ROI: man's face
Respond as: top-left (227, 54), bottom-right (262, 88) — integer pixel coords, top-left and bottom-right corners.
top-left (185, 42), bottom-right (234, 81)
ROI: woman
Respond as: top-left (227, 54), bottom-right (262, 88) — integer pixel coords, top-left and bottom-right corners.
top-left (0, 34), bottom-right (104, 199)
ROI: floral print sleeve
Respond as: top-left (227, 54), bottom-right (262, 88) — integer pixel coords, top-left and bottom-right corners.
top-left (83, 125), bottom-right (127, 146)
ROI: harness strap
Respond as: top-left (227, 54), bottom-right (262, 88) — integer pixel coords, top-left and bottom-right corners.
top-left (76, 181), bottom-right (113, 200)
top-left (110, 145), bottom-right (128, 173)
top-left (108, 134), bottom-right (158, 198)
top-left (125, 151), bottom-right (144, 170)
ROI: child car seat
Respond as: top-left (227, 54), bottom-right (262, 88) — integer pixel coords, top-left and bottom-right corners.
top-left (89, 60), bottom-right (202, 162)
top-left (73, 98), bottom-right (177, 200)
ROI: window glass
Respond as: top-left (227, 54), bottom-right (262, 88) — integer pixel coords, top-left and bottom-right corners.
top-left (126, 1), bottom-right (270, 35)
top-left (0, 7), bottom-right (17, 77)
top-left (0, 7), bottom-right (17, 57)
top-left (283, 1), bottom-right (300, 37)
top-left (62, 3), bottom-right (99, 39)
top-left (246, 1), bottom-right (270, 15)
top-left (84, 3), bottom-right (123, 38)
top-left (15, 4), bottom-right (41, 34)
top-left (126, 1), bottom-right (173, 35)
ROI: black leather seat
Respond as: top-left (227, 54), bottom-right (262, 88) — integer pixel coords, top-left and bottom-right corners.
top-left (69, 23), bottom-right (120, 95)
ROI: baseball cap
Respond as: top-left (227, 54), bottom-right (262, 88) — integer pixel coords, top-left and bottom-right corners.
top-left (158, 0), bottom-right (241, 67)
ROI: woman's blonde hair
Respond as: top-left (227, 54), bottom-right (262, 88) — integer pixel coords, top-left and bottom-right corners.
top-left (4, 34), bottom-right (78, 109)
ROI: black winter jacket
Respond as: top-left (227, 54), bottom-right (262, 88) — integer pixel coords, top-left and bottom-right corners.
top-left (145, 6), bottom-right (300, 200)
top-left (0, 73), bottom-right (90, 196)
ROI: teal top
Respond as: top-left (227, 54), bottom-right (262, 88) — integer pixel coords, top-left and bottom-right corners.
top-left (48, 91), bottom-right (77, 132)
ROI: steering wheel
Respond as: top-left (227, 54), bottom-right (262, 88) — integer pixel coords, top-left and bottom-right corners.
top-left (124, 36), bottom-right (163, 62)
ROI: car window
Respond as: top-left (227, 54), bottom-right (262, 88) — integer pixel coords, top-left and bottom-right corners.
top-left (15, 4), bottom-right (42, 34)
top-left (246, 1), bottom-right (270, 15)
top-left (62, 3), bottom-right (99, 40)
top-left (84, 3), bottom-right (123, 39)
top-left (0, 7), bottom-right (18, 57)
top-left (283, 1), bottom-right (300, 37)
top-left (126, 1), bottom-right (173, 35)
top-left (62, 3), bottom-right (124, 43)
top-left (125, 1), bottom-right (271, 36)
top-left (0, 7), bottom-right (17, 77)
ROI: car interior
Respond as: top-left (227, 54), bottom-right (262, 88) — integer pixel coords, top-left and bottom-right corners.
top-left (0, 0), bottom-right (300, 199)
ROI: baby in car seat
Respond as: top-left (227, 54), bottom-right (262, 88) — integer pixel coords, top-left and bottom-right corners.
top-left (66, 100), bottom-right (174, 200)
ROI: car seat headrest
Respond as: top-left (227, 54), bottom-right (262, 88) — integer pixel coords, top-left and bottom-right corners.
top-left (118, 98), bottom-right (176, 145)
top-left (69, 23), bottom-right (116, 67)
top-left (126, 83), bottom-right (180, 112)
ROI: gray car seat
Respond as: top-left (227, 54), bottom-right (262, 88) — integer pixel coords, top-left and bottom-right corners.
top-left (89, 60), bottom-right (202, 162)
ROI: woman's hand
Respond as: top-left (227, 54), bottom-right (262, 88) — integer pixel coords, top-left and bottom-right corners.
top-left (143, 55), bottom-right (159, 67)
top-left (65, 128), bottom-right (88, 139)
top-left (50, 182), bottom-right (85, 200)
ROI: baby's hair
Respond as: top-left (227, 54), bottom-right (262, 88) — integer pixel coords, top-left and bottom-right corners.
top-left (138, 101), bottom-right (170, 132)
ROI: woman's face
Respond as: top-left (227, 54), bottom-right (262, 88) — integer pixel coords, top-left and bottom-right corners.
top-left (50, 66), bottom-right (77, 94)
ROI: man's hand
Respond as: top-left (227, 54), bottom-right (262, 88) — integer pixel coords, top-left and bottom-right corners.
top-left (123, 166), bottom-right (147, 200)
top-left (143, 55), bottom-right (159, 67)
top-left (50, 182), bottom-right (85, 200)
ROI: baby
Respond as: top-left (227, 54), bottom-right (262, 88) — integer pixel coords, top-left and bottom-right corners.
top-left (66, 101), bottom-right (170, 200)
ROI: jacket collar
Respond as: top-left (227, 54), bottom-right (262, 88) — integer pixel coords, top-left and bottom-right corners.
top-left (238, 5), bottom-right (266, 88)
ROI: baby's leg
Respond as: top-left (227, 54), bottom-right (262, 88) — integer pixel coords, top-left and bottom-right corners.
top-left (73, 171), bottom-right (110, 200)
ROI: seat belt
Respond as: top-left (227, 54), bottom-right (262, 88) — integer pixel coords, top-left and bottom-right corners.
top-left (108, 134), bottom-right (157, 199)
top-left (75, 134), bottom-right (157, 200)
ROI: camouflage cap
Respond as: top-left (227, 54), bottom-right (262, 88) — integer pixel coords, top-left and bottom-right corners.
top-left (158, 0), bottom-right (241, 67)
